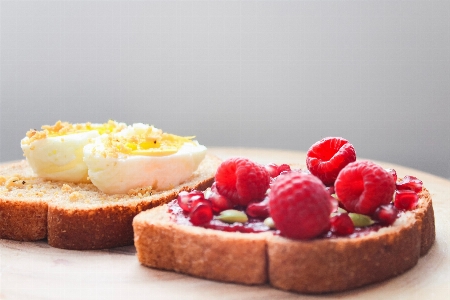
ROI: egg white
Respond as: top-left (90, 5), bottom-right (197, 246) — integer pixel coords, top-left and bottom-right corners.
top-left (83, 139), bottom-right (207, 194)
top-left (21, 130), bottom-right (100, 183)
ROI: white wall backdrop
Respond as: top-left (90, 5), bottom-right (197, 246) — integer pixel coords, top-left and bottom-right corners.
top-left (1, 0), bottom-right (449, 178)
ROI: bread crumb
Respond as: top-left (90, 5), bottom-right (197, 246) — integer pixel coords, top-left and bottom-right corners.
top-left (22, 120), bottom-right (126, 144)
top-left (128, 186), bottom-right (153, 197)
top-left (0, 176), bottom-right (6, 185)
top-left (69, 191), bottom-right (83, 201)
top-left (5, 177), bottom-right (26, 190)
top-left (62, 184), bottom-right (73, 192)
top-left (23, 129), bottom-right (47, 144)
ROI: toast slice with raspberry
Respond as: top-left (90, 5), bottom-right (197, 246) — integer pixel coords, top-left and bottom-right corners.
top-left (133, 187), bottom-right (434, 293)
top-left (0, 154), bottom-right (221, 250)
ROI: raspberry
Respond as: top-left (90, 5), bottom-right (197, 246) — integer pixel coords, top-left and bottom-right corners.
top-left (264, 163), bottom-right (280, 178)
top-left (306, 137), bottom-right (356, 186)
top-left (268, 172), bottom-right (333, 240)
top-left (264, 163), bottom-right (292, 178)
top-left (335, 161), bottom-right (396, 215)
top-left (385, 168), bottom-right (398, 182)
top-left (277, 164), bottom-right (291, 174)
top-left (215, 158), bottom-right (270, 206)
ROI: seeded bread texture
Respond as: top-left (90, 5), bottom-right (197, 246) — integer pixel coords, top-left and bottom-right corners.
top-left (133, 188), bottom-right (435, 294)
top-left (0, 154), bottom-right (221, 250)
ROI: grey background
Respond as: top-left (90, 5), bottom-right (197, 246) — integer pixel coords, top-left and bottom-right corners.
top-left (1, 0), bottom-right (449, 178)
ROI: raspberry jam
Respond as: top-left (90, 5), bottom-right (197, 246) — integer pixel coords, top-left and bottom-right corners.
top-left (168, 200), bottom-right (387, 238)
top-left (325, 225), bottom-right (383, 239)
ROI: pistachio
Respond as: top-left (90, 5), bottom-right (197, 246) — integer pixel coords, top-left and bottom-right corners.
top-left (216, 209), bottom-right (248, 224)
top-left (348, 213), bottom-right (374, 227)
top-left (263, 217), bottom-right (276, 229)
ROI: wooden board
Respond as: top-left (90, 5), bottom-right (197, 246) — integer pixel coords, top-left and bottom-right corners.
top-left (1, 147), bottom-right (449, 300)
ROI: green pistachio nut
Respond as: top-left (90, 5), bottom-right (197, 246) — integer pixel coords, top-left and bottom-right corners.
top-left (348, 213), bottom-right (374, 227)
top-left (216, 209), bottom-right (248, 224)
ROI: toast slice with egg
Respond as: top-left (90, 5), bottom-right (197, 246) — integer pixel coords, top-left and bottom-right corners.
top-left (133, 187), bottom-right (435, 293)
top-left (0, 154), bottom-right (221, 250)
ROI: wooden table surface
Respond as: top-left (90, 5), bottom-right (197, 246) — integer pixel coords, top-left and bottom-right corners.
top-left (1, 147), bottom-right (449, 300)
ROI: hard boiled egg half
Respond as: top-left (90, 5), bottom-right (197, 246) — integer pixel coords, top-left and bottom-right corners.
top-left (21, 120), bottom-right (126, 182)
top-left (83, 123), bottom-right (207, 194)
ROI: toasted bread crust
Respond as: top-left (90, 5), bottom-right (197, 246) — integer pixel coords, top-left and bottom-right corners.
top-left (134, 205), bottom-right (269, 284)
top-left (0, 198), bottom-right (47, 241)
top-left (133, 188), bottom-right (435, 293)
top-left (268, 218), bottom-right (420, 293)
top-left (415, 189), bottom-right (435, 255)
top-left (47, 203), bottom-right (145, 250)
top-left (0, 154), bottom-right (220, 250)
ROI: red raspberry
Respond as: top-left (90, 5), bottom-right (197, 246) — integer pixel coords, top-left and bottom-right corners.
top-left (335, 161), bottom-right (396, 215)
top-left (306, 137), bottom-right (356, 186)
top-left (265, 163), bottom-right (292, 178)
top-left (385, 168), bottom-right (398, 182)
top-left (268, 172), bottom-right (333, 240)
top-left (215, 158), bottom-right (270, 206)
top-left (264, 163), bottom-right (280, 178)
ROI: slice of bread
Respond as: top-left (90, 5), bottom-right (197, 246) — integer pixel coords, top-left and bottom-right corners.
top-left (0, 154), bottom-right (221, 250)
top-left (133, 188), bottom-right (435, 293)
